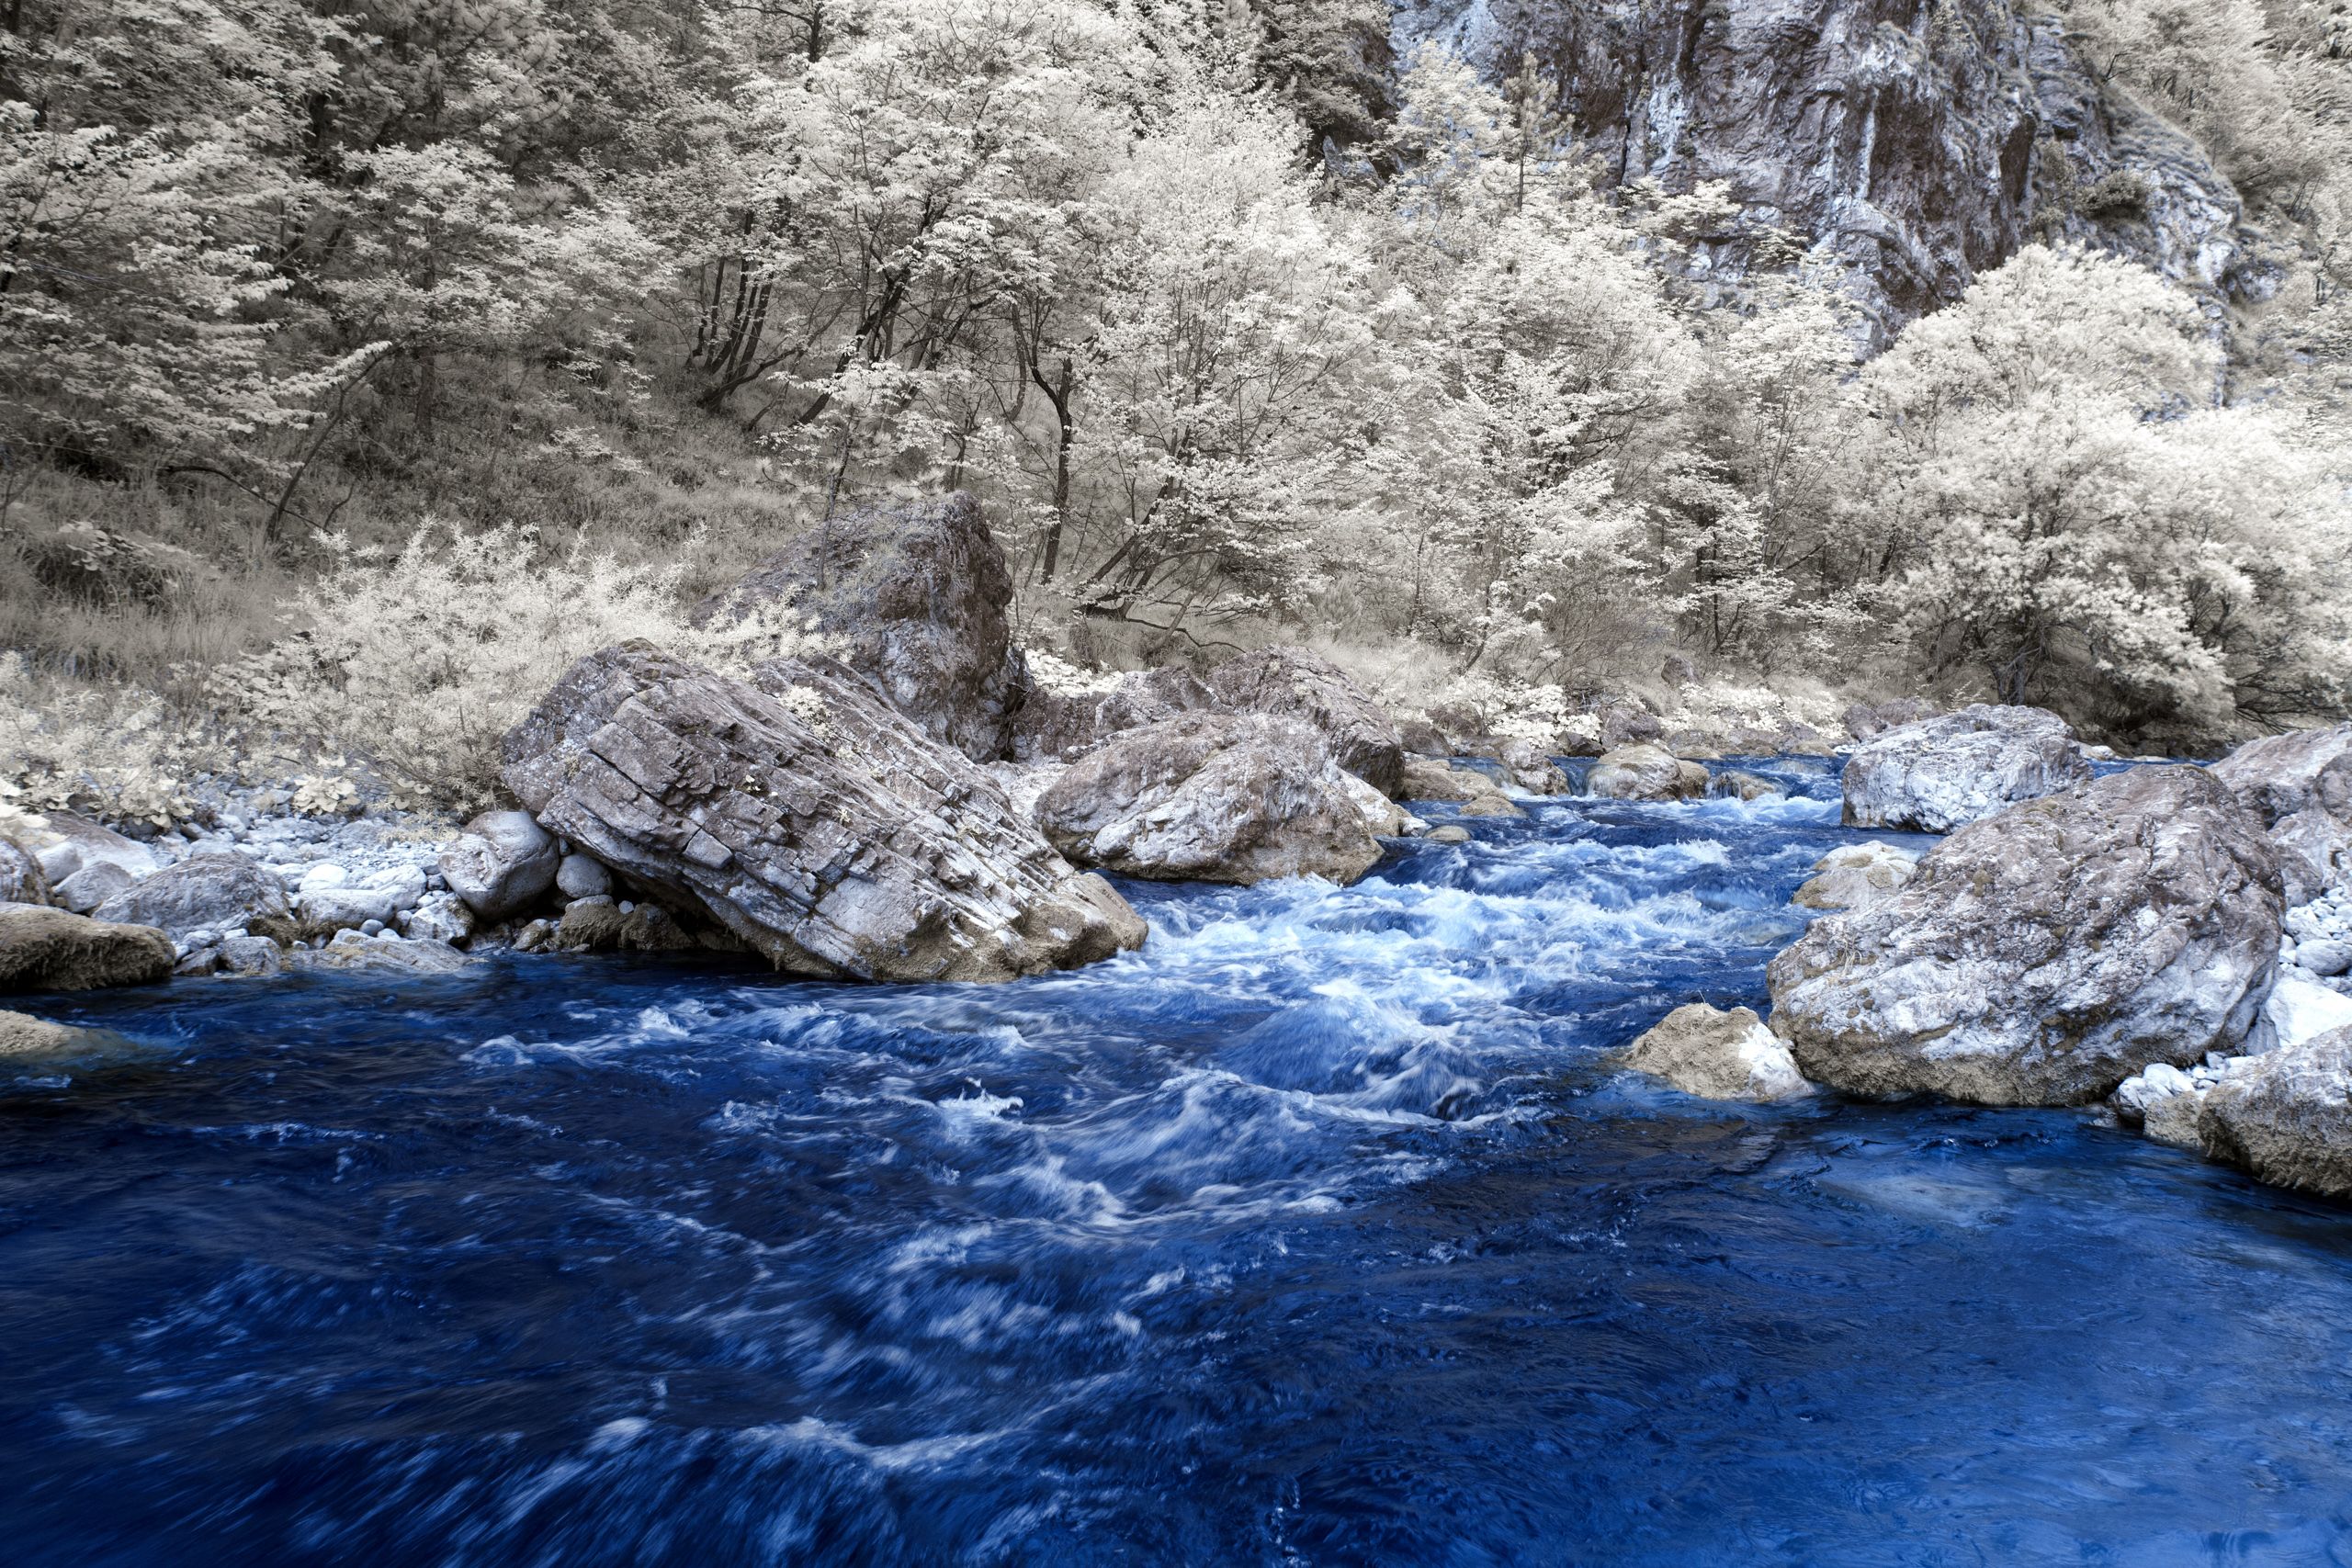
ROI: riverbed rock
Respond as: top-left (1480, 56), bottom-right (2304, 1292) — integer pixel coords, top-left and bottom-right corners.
top-left (0, 903), bottom-right (175, 992)
top-left (1844, 698), bottom-right (1939, 743)
top-left (1204, 647), bottom-right (1404, 797)
top-left (2196, 1027), bottom-right (2352, 1199)
top-left (1467, 738), bottom-right (1570, 795)
top-left (0, 837), bottom-right (50, 907)
top-left (300, 866), bottom-right (428, 937)
top-left (1586, 744), bottom-right (1709, 802)
top-left (1792, 842), bottom-right (1919, 912)
top-left (438, 810), bottom-right (559, 924)
top-left (20, 811), bottom-right (160, 888)
top-left (397, 891), bottom-right (475, 946)
top-left (1398, 758), bottom-right (1524, 819)
top-left (1768, 766), bottom-right (2282, 1106)
top-left (1397, 716), bottom-right (1451, 758)
top-left (0, 1008), bottom-right (130, 1062)
top-left (693, 491), bottom-right (1023, 762)
top-left (555, 852), bottom-right (614, 900)
top-left (1840, 705), bottom-right (2090, 832)
top-left (553, 897), bottom-right (697, 954)
top-left (92, 851), bottom-right (294, 942)
top-left (1709, 769), bottom-right (1782, 802)
top-left (290, 931), bottom-right (474, 976)
top-left (1011, 666), bottom-right (1216, 763)
top-left (501, 643), bottom-right (1145, 982)
top-left (2248, 976), bottom-right (2352, 1057)
top-left (218, 935), bottom-right (286, 977)
top-left (1034, 712), bottom-right (1384, 886)
top-left (1622, 1003), bottom-right (1811, 1102)
top-left (2211, 724), bottom-right (2352, 827)
top-left (51, 862), bottom-right (135, 915)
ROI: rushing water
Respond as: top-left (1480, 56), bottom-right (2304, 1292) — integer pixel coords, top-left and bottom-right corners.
top-left (6, 759), bottom-right (2352, 1566)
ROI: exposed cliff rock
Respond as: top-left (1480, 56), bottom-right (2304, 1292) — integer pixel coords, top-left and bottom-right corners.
top-left (1392, 0), bottom-right (2267, 335)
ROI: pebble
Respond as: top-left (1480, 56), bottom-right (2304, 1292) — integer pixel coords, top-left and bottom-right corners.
top-left (360, 919), bottom-right (384, 937)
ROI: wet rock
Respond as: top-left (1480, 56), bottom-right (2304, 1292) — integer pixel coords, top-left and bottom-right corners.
top-left (553, 897), bottom-right (697, 954)
top-left (1035, 712), bottom-right (1383, 886)
top-left (92, 852), bottom-right (294, 942)
top-left (1011, 666), bottom-right (1216, 763)
top-left (1621, 1004), bottom-right (1811, 1103)
top-left (1769, 766), bottom-right (2281, 1105)
top-left (0, 1008), bottom-right (132, 1062)
top-left (1204, 647), bottom-right (1404, 797)
top-left (1792, 843), bottom-right (1918, 912)
top-left (694, 491), bottom-right (1022, 762)
top-left (2196, 1027), bottom-right (2352, 1199)
top-left (1840, 705), bottom-right (2090, 832)
top-left (1427, 825), bottom-right (1472, 845)
top-left (218, 935), bottom-right (286, 977)
top-left (1464, 738), bottom-right (1570, 795)
top-left (555, 852), bottom-right (614, 900)
top-left (438, 810), bottom-right (559, 924)
top-left (1398, 758), bottom-right (1524, 819)
top-left (1586, 744), bottom-right (1709, 802)
top-left (1710, 770), bottom-right (1782, 802)
top-left (0, 903), bottom-right (175, 992)
top-left (290, 931), bottom-right (474, 976)
top-left (501, 643), bottom-right (1144, 982)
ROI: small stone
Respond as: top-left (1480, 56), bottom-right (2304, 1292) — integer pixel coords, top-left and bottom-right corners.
top-left (360, 919), bottom-right (384, 937)
top-left (1428, 825), bottom-right (1472, 844)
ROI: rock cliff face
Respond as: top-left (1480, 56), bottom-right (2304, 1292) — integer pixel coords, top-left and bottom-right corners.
top-left (1392, 0), bottom-right (2266, 334)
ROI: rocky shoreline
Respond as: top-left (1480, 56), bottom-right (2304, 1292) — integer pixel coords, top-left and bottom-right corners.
top-left (9, 494), bottom-right (2352, 1212)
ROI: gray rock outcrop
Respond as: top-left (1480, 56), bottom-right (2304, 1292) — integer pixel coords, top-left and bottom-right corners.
top-left (1204, 647), bottom-right (1405, 797)
top-left (1034, 712), bottom-right (1385, 886)
top-left (1769, 766), bottom-right (2282, 1105)
top-left (1011, 666), bottom-right (1216, 763)
top-left (501, 643), bottom-right (1145, 982)
top-left (694, 491), bottom-right (1023, 762)
top-left (1622, 1003), bottom-right (1812, 1102)
top-left (0, 902), bottom-right (175, 992)
top-left (1840, 704), bottom-right (2089, 832)
top-left (1398, 757), bottom-right (1525, 819)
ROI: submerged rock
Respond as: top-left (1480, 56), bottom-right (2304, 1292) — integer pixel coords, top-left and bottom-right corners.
top-left (0, 1009), bottom-right (141, 1066)
top-left (437, 810), bottom-right (559, 924)
top-left (1768, 766), bottom-right (2281, 1106)
top-left (1398, 758), bottom-right (1524, 819)
top-left (1204, 647), bottom-right (1404, 797)
top-left (1585, 744), bottom-right (1709, 802)
top-left (1034, 712), bottom-right (1384, 886)
top-left (1792, 842), bottom-right (1919, 912)
top-left (0, 902), bottom-right (175, 992)
top-left (552, 897), bottom-right (698, 954)
top-left (290, 931), bottom-right (474, 976)
top-left (1840, 705), bottom-right (2089, 833)
top-left (2196, 1027), bottom-right (2352, 1200)
top-left (694, 491), bottom-right (1023, 762)
top-left (502, 643), bottom-right (1144, 982)
top-left (1710, 770), bottom-right (1782, 803)
top-left (1622, 1004), bottom-right (1811, 1103)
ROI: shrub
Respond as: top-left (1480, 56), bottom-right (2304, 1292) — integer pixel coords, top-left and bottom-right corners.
top-left (0, 654), bottom-right (225, 828)
top-left (226, 521), bottom-right (818, 814)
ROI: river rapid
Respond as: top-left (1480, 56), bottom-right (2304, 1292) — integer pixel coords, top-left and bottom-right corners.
top-left (6, 759), bottom-right (2352, 1565)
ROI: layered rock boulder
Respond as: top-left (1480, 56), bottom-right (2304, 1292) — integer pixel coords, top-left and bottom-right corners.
top-left (2195, 1027), bottom-right (2352, 1199)
top-left (0, 903), bottom-right (175, 992)
top-left (1840, 704), bottom-right (2090, 832)
top-left (1622, 1004), bottom-right (1811, 1102)
top-left (502, 643), bottom-right (1144, 982)
top-left (693, 491), bottom-right (1022, 762)
top-left (92, 851), bottom-right (294, 942)
top-left (1768, 766), bottom-right (2282, 1105)
top-left (1204, 647), bottom-right (1404, 797)
top-left (1034, 713), bottom-right (1385, 886)
top-left (1585, 744), bottom-right (1710, 802)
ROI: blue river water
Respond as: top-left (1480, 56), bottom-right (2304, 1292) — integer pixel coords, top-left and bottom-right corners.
top-left (6, 758), bottom-right (2352, 1566)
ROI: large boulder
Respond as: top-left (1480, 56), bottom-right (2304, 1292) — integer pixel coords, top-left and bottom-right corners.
top-left (1010, 666), bottom-right (1216, 763)
top-left (693, 491), bottom-right (1022, 762)
top-left (1204, 647), bottom-right (1404, 797)
top-left (2196, 1027), bottom-right (2352, 1200)
top-left (18, 811), bottom-right (160, 886)
top-left (0, 903), bottom-right (175, 992)
top-left (1840, 704), bottom-right (2091, 832)
top-left (1768, 766), bottom-right (2283, 1106)
top-left (1843, 697), bottom-right (1939, 743)
top-left (1460, 738), bottom-right (1571, 795)
top-left (1398, 758), bottom-right (1524, 819)
top-left (1621, 1004), bottom-right (1812, 1102)
top-left (437, 810), bottom-right (559, 923)
top-left (1034, 712), bottom-right (1384, 886)
top-left (2211, 725), bottom-right (2352, 906)
top-left (1585, 744), bottom-right (1710, 802)
top-left (300, 867), bottom-right (429, 938)
top-left (92, 850), bottom-right (293, 942)
top-left (501, 643), bottom-right (1145, 982)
